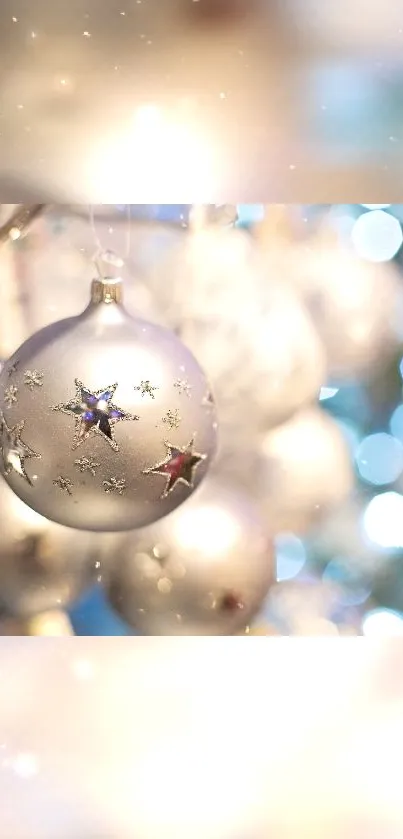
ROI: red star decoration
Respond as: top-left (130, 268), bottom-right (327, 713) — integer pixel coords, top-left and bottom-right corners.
top-left (143, 438), bottom-right (206, 499)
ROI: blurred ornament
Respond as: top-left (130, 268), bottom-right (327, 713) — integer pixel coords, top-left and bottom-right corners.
top-left (289, 226), bottom-right (403, 379)
top-left (148, 226), bottom-right (326, 432)
top-left (260, 407), bottom-right (353, 533)
top-left (0, 476), bottom-right (100, 618)
top-left (107, 478), bottom-right (275, 635)
top-left (0, 262), bottom-right (217, 531)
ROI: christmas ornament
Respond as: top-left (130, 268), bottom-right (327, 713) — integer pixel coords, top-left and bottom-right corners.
top-left (0, 265), bottom-right (217, 531)
top-left (0, 476), bottom-right (100, 618)
top-left (289, 230), bottom-right (403, 379)
top-left (260, 407), bottom-right (353, 534)
top-left (147, 226), bottom-right (326, 432)
top-left (106, 478), bottom-right (275, 635)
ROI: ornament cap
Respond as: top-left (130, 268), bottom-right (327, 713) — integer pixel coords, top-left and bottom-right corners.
top-left (90, 277), bottom-right (123, 305)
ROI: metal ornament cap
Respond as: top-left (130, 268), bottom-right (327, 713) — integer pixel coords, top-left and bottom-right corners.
top-left (0, 279), bottom-right (218, 532)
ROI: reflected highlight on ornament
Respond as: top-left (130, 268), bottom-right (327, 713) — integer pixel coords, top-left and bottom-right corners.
top-left (351, 210), bottom-right (403, 262)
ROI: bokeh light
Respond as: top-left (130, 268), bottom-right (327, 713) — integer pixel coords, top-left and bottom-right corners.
top-left (363, 492), bottom-right (403, 549)
top-left (361, 204), bottom-right (392, 210)
top-left (275, 533), bottom-right (306, 582)
top-left (355, 433), bottom-right (403, 486)
top-left (351, 210), bottom-right (403, 262)
top-left (322, 557), bottom-right (371, 606)
top-left (362, 608), bottom-right (403, 637)
top-left (389, 404), bottom-right (403, 440)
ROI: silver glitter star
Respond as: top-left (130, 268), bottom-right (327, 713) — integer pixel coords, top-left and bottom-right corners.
top-left (0, 414), bottom-right (40, 485)
top-left (162, 409), bottom-right (181, 430)
top-left (24, 370), bottom-right (44, 391)
top-left (4, 385), bottom-right (18, 408)
top-left (52, 379), bottom-right (139, 452)
top-left (53, 476), bottom-right (73, 495)
top-left (174, 378), bottom-right (191, 397)
top-left (74, 456), bottom-right (100, 476)
top-left (134, 380), bottom-right (159, 399)
top-left (103, 476), bottom-right (126, 495)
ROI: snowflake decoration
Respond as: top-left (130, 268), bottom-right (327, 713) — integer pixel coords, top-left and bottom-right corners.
top-left (162, 409), bottom-right (181, 430)
top-left (134, 380), bottom-right (159, 399)
top-left (103, 476), bottom-right (126, 495)
top-left (24, 370), bottom-right (44, 391)
top-left (53, 476), bottom-right (73, 495)
top-left (74, 456), bottom-right (100, 476)
top-left (4, 386), bottom-right (18, 408)
top-left (174, 378), bottom-right (191, 397)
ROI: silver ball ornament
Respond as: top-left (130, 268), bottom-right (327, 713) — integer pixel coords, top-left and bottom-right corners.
top-left (0, 275), bottom-right (217, 532)
top-left (0, 475), bottom-right (100, 618)
top-left (106, 478), bottom-right (275, 635)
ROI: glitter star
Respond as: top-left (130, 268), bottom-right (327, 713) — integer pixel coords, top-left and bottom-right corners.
top-left (24, 370), bottom-right (44, 391)
top-left (52, 379), bottom-right (139, 451)
top-left (103, 476), bottom-right (126, 495)
top-left (4, 385), bottom-right (18, 408)
top-left (74, 456), bottom-right (100, 476)
top-left (53, 476), bottom-right (73, 495)
top-left (0, 414), bottom-right (40, 486)
top-left (134, 380), bottom-right (159, 399)
top-left (174, 378), bottom-right (191, 397)
top-left (143, 438), bottom-right (206, 499)
top-left (161, 409), bottom-right (181, 430)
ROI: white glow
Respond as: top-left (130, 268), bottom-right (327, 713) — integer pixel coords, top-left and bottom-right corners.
top-left (362, 609), bottom-right (403, 637)
top-left (173, 505), bottom-right (241, 557)
top-left (351, 210), bottom-right (402, 262)
top-left (361, 204), bottom-right (391, 209)
top-left (71, 659), bottom-right (96, 680)
top-left (319, 386), bottom-right (339, 401)
top-left (91, 104), bottom-right (216, 201)
top-left (363, 491), bottom-right (403, 548)
top-left (11, 753), bottom-right (38, 779)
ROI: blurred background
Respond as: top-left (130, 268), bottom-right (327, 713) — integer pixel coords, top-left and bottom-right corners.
top-left (2, 203), bottom-right (403, 636)
top-left (0, 0), bottom-right (403, 200)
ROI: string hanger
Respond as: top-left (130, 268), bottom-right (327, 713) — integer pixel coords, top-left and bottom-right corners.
top-left (88, 204), bottom-right (132, 280)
